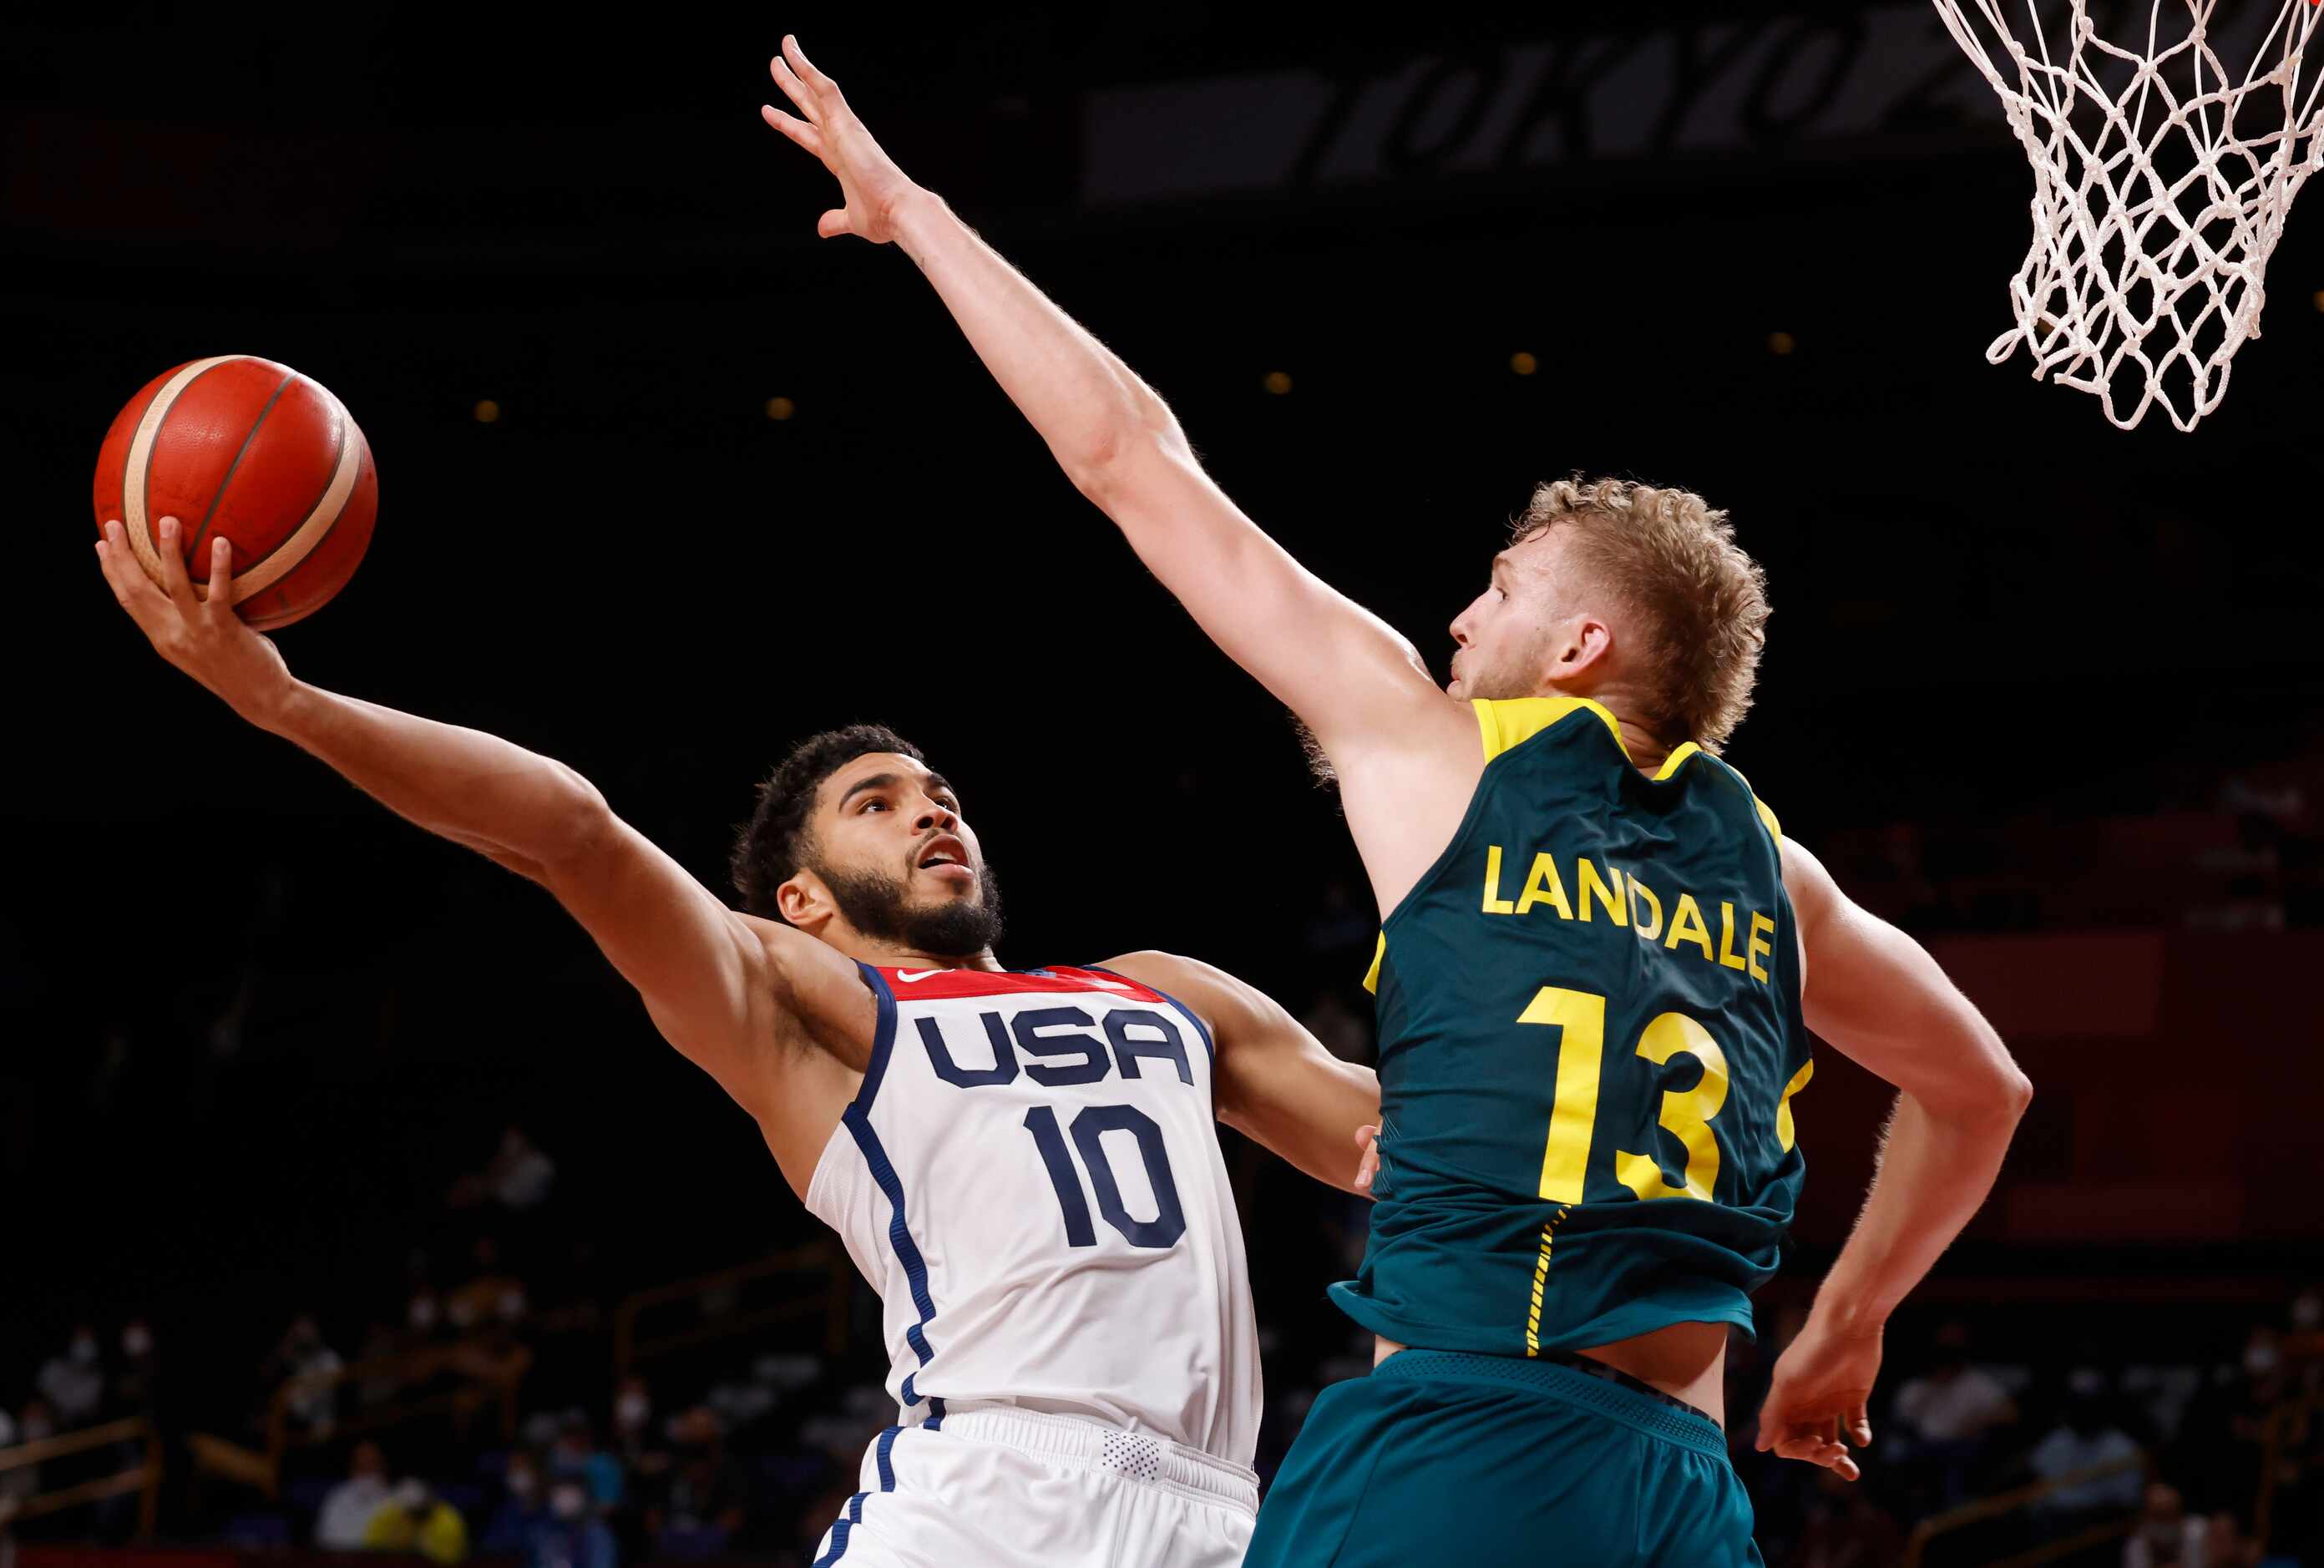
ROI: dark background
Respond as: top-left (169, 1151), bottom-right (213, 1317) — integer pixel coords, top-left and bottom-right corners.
top-left (7, 3), bottom-right (2324, 1565)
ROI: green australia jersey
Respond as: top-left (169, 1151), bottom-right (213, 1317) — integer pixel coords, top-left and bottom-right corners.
top-left (1329, 696), bottom-right (1813, 1358)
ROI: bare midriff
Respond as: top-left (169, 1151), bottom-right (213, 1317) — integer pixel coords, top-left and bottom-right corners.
top-left (1374, 1319), bottom-right (1729, 1427)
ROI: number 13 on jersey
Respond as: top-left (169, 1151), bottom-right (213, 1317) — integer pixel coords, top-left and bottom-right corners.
top-left (1520, 986), bottom-right (1813, 1206)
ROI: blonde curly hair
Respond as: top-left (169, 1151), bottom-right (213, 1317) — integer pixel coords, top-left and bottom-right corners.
top-left (1514, 476), bottom-right (1769, 754)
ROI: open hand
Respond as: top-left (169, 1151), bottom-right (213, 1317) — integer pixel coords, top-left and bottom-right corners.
top-left (1754, 1313), bottom-right (1881, 1481)
top-left (760, 35), bottom-right (924, 245)
top-left (96, 517), bottom-right (292, 722)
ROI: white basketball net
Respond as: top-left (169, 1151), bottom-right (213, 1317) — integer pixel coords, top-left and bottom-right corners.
top-left (1933, 0), bottom-right (2324, 430)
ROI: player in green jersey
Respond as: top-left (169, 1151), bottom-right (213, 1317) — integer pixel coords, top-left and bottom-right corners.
top-left (765, 37), bottom-right (2033, 1565)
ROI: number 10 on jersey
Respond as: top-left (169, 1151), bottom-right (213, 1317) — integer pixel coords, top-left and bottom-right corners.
top-left (1023, 1104), bottom-right (1187, 1249)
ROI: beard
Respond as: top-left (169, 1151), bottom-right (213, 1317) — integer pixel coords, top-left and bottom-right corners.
top-left (818, 857), bottom-right (1007, 957)
top-left (1456, 635), bottom-right (1557, 702)
top-left (1460, 662), bottom-right (1534, 701)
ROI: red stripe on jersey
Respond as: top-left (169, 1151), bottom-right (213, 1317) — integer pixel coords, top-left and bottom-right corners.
top-left (874, 965), bottom-right (1166, 1004)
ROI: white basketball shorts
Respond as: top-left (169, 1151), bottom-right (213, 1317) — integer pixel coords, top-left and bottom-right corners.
top-left (808, 1404), bottom-right (1259, 1567)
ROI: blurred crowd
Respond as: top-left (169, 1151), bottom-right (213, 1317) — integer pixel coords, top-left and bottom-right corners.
top-left (1727, 1292), bottom-right (2324, 1566)
top-left (1, 1121), bottom-right (918, 1566)
top-left (13, 1277), bottom-right (2323, 1567)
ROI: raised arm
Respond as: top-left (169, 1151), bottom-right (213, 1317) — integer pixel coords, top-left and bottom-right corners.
top-left (1754, 837), bottom-right (2033, 1479)
top-left (1100, 951), bottom-right (1380, 1196)
top-left (757, 38), bottom-right (1456, 762)
top-left (94, 519), bottom-right (863, 1181)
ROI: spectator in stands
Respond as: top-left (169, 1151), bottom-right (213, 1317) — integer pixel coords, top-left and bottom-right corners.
top-left (446, 1237), bottom-right (527, 1336)
top-left (35, 1327), bottom-right (105, 1427)
top-left (2030, 1378), bottom-right (2145, 1533)
top-left (610, 1378), bottom-right (661, 1471)
top-left (0, 1401), bottom-right (47, 1510)
top-left (643, 1407), bottom-right (744, 1555)
top-left (2201, 1510), bottom-right (2263, 1568)
top-left (352, 1319), bottom-right (408, 1412)
top-left (108, 1319), bottom-right (162, 1424)
top-left (1892, 1320), bottom-right (2020, 1506)
top-left (530, 1478), bottom-right (617, 1568)
top-left (363, 1479), bottom-right (468, 1565)
top-left (451, 1126), bottom-right (556, 1216)
top-left (2222, 1326), bottom-right (2297, 1515)
top-left (1795, 1466), bottom-right (1906, 1568)
top-left (2291, 1290), bottom-right (2324, 1405)
top-left (602, 1378), bottom-right (664, 1564)
top-left (264, 1314), bottom-right (343, 1439)
top-left (404, 1288), bottom-right (450, 1347)
top-left (2124, 1481), bottom-right (2207, 1568)
top-left (2169, 1324), bottom-right (2290, 1518)
top-left (482, 1451), bottom-right (549, 1554)
top-left (550, 1418), bottom-right (623, 1512)
top-left (88, 1319), bottom-right (165, 1544)
top-left (0, 1405), bottom-right (16, 1568)
top-left (316, 1441), bottom-right (394, 1550)
top-left (2234, 1327), bottom-right (2291, 1415)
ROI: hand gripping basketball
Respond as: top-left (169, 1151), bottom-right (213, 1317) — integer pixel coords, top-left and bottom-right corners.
top-left (759, 34), bottom-right (926, 245)
top-left (96, 516), bottom-right (293, 724)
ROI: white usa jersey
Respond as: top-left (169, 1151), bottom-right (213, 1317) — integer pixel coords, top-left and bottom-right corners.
top-left (805, 963), bottom-right (1262, 1467)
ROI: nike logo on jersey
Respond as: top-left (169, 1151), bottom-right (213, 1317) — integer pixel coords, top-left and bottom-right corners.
top-left (895, 970), bottom-right (944, 983)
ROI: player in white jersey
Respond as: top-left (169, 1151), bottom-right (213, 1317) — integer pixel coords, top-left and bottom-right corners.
top-left (811, 961), bottom-right (1258, 1449)
top-left (89, 521), bottom-right (1379, 1565)
top-left (803, 960), bottom-right (1264, 1565)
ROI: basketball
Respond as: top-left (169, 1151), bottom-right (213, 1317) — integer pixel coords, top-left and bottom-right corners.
top-left (92, 356), bottom-right (379, 630)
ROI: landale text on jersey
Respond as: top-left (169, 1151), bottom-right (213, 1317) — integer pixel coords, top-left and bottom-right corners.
top-left (1477, 846), bottom-right (1776, 984)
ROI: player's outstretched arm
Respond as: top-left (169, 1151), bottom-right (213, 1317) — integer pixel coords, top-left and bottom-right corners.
top-left (1099, 952), bottom-right (1380, 1196)
top-left (94, 519), bottom-right (858, 1152)
top-left (1754, 838), bottom-right (2033, 1479)
top-left (758, 38), bottom-right (1456, 764)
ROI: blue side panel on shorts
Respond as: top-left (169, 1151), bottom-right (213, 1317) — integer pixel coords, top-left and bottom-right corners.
top-left (845, 964), bottom-right (946, 1425)
top-left (811, 1425), bottom-right (904, 1566)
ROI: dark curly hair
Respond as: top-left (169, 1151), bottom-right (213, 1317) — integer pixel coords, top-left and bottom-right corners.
top-left (730, 724), bottom-right (924, 920)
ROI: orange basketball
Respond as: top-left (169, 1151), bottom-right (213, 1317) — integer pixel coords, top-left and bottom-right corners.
top-left (93, 357), bottom-right (379, 630)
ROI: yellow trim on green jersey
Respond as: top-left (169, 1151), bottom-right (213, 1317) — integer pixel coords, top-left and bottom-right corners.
top-left (1649, 739), bottom-right (1780, 845)
top-left (1473, 697), bottom-right (1626, 763)
top-left (1363, 699), bottom-right (1780, 994)
top-left (1473, 700), bottom-right (1781, 844)
top-left (1653, 741), bottom-right (1703, 779)
top-left (1719, 758), bottom-right (1783, 846)
top-left (1754, 797), bottom-right (1782, 845)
